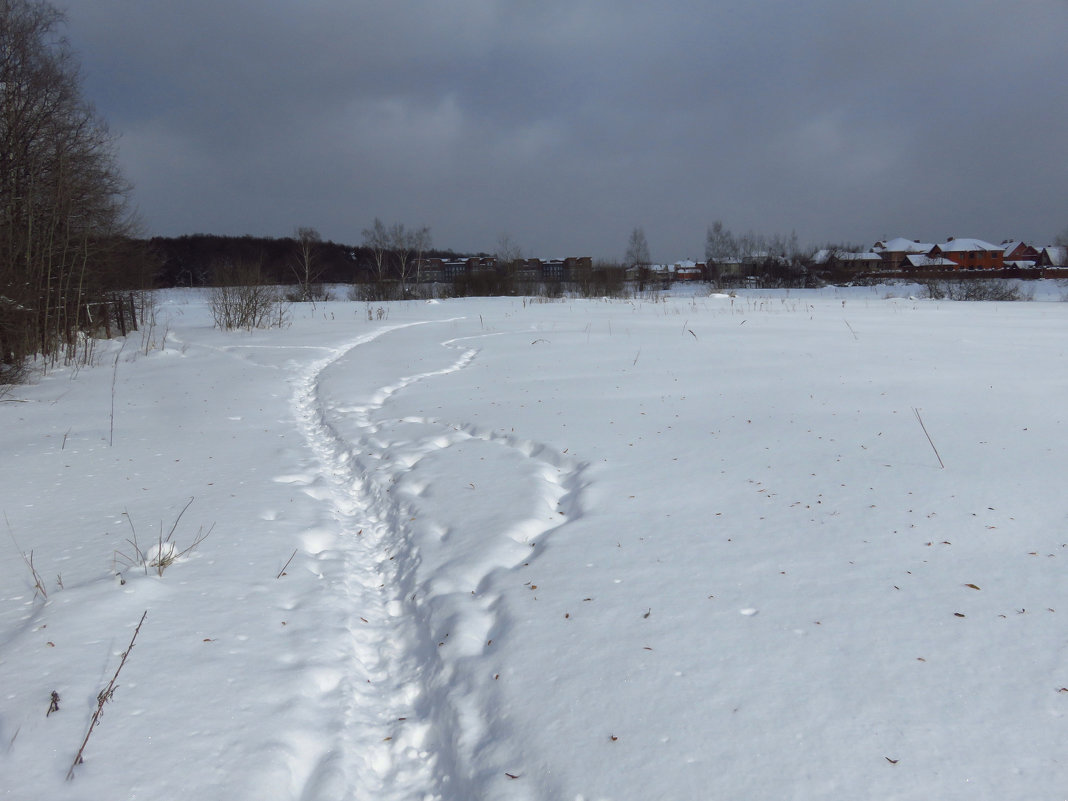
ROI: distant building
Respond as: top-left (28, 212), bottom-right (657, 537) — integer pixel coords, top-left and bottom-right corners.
top-left (872, 236), bottom-right (1036, 271)
top-left (673, 260), bottom-right (704, 281)
top-left (928, 238), bottom-right (1004, 270)
top-left (904, 254), bottom-right (957, 269)
top-left (1038, 246), bottom-right (1067, 267)
top-left (1001, 241), bottom-right (1040, 266)
top-left (811, 250), bottom-right (883, 273)
top-left (872, 238), bottom-right (935, 270)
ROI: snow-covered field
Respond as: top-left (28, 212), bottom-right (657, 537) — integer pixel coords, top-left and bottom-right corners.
top-left (2, 284), bottom-right (1067, 800)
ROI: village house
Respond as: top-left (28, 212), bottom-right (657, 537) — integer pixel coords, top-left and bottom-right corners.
top-left (812, 249), bottom-right (883, 273)
top-left (872, 238), bottom-right (935, 270)
top-left (673, 260), bottom-right (705, 281)
top-left (928, 238), bottom-right (1004, 270)
top-left (904, 253), bottom-right (957, 269)
top-left (1038, 246), bottom-right (1067, 267)
top-left (869, 236), bottom-right (1054, 272)
top-left (1001, 240), bottom-right (1041, 267)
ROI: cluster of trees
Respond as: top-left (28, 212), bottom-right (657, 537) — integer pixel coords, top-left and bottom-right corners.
top-left (148, 232), bottom-right (357, 290)
top-left (146, 227), bottom-right (461, 302)
top-left (622, 223), bottom-right (812, 288)
top-left (703, 221), bottom-right (810, 286)
top-left (361, 218), bottom-right (432, 296)
top-left (1, 0), bottom-right (146, 376)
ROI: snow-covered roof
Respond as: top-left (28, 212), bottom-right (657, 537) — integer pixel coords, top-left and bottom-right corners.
top-left (906, 254), bottom-right (956, 267)
top-left (874, 238), bottom-right (934, 254)
top-left (934, 238), bottom-right (1001, 252)
top-left (812, 250), bottom-right (883, 264)
top-left (1001, 241), bottom-right (1025, 256)
top-left (1042, 245), bottom-right (1067, 266)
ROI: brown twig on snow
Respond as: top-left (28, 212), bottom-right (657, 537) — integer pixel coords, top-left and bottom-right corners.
top-left (66, 610), bottom-right (148, 781)
top-left (276, 548), bottom-right (298, 578)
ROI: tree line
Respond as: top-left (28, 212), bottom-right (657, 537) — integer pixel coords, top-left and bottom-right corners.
top-left (144, 231), bottom-right (465, 294)
top-left (1, 0), bottom-right (147, 377)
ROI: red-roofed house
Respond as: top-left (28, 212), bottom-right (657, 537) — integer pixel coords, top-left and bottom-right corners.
top-left (1001, 241), bottom-right (1040, 267)
top-left (928, 238), bottom-right (1004, 270)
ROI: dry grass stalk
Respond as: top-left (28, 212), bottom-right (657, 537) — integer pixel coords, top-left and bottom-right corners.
top-left (913, 407), bottom-right (945, 469)
top-left (67, 610), bottom-right (148, 780)
top-left (5, 514), bottom-right (48, 599)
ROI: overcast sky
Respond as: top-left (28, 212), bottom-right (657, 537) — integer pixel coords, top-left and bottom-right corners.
top-left (62, 0), bottom-right (1068, 261)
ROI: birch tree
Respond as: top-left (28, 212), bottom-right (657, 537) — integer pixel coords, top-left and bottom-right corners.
top-left (290, 226), bottom-right (322, 301)
top-left (362, 217), bottom-right (389, 284)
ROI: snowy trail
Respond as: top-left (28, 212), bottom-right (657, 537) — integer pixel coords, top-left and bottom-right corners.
top-left (281, 320), bottom-right (585, 800)
top-left (279, 321), bottom-right (452, 800)
top-left (6, 291), bottom-right (1068, 800)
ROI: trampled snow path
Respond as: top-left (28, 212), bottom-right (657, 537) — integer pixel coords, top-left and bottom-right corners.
top-left (282, 320), bottom-right (585, 800)
top-left (7, 289), bottom-right (1068, 800)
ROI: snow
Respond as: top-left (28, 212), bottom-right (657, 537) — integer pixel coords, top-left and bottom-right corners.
top-left (3, 284), bottom-right (1068, 799)
top-left (874, 238), bottom-right (935, 254)
top-left (1043, 246), bottom-right (1067, 266)
top-left (813, 250), bottom-right (883, 263)
top-left (934, 238), bottom-right (1002, 253)
top-left (906, 254), bottom-right (957, 267)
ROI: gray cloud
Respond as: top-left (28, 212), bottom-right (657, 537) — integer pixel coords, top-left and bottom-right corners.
top-left (63, 0), bottom-right (1068, 260)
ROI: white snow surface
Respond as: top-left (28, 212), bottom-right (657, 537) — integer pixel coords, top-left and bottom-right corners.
top-left (2, 285), bottom-right (1067, 800)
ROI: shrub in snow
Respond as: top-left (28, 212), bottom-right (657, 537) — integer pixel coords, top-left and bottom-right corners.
top-left (922, 279), bottom-right (1029, 302)
top-left (146, 541), bottom-right (178, 570)
top-left (112, 499), bottom-right (213, 579)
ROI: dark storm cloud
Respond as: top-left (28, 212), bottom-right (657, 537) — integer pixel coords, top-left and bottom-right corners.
top-left (62, 0), bottom-right (1068, 260)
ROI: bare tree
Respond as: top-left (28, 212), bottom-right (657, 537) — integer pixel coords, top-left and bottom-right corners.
top-left (705, 221), bottom-right (738, 287)
top-left (705, 219), bottom-right (737, 270)
top-left (388, 222), bottom-right (431, 294)
top-left (496, 233), bottom-right (523, 268)
top-left (1, 0), bottom-right (135, 373)
top-left (624, 227), bottom-right (651, 290)
top-left (1055, 225), bottom-right (1068, 249)
top-left (411, 225), bottom-right (431, 285)
top-left (388, 223), bottom-right (411, 288)
top-left (624, 227), bottom-right (651, 270)
top-left (362, 218), bottom-right (390, 284)
top-left (290, 226), bottom-right (323, 301)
